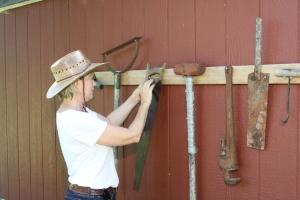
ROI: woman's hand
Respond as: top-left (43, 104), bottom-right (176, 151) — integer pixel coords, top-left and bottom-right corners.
top-left (130, 79), bottom-right (154, 105)
top-left (106, 80), bottom-right (155, 126)
top-left (100, 79), bottom-right (155, 145)
top-left (139, 79), bottom-right (155, 106)
top-left (130, 83), bottom-right (143, 104)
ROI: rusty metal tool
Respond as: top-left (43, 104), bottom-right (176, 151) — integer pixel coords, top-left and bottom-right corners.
top-left (173, 63), bottom-right (206, 200)
top-left (219, 66), bottom-right (241, 186)
top-left (133, 63), bottom-right (166, 189)
top-left (247, 17), bottom-right (270, 150)
top-left (100, 37), bottom-right (142, 170)
top-left (275, 69), bottom-right (300, 125)
top-left (101, 37), bottom-right (142, 109)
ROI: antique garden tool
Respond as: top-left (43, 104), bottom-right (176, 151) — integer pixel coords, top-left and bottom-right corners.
top-left (101, 37), bottom-right (142, 169)
top-left (247, 17), bottom-right (270, 150)
top-left (173, 63), bottom-right (206, 200)
top-left (275, 69), bottom-right (300, 125)
top-left (133, 63), bottom-right (166, 189)
top-left (219, 66), bottom-right (241, 186)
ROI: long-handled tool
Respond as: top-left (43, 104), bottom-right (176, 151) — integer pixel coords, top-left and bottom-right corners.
top-left (174, 63), bottom-right (206, 200)
top-left (275, 69), bottom-right (300, 125)
top-left (133, 63), bottom-right (166, 189)
top-left (219, 66), bottom-right (241, 186)
top-left (247, 17), bottom-right (270, 150)
top-left (100, 37), bottom-right (142, 169)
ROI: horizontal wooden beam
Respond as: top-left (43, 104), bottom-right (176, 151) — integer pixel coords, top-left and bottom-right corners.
top-left (95, 63), bottom-right (300, 86)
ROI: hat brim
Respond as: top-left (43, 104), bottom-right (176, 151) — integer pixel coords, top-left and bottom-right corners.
top-left (46, 62), bottom-right (106, 99)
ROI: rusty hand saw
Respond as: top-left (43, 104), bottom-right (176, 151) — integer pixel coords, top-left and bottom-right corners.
top-left (247, 17), bottom-right (270, 150)
top-left (133, 63), bottom-right (166, 189)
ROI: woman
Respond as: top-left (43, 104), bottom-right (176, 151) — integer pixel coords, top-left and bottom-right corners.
top-left (47, 50), bottom-right (154, 200)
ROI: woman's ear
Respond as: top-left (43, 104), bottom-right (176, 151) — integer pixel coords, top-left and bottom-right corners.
top-left (74, 79), bottom-right (81, 89)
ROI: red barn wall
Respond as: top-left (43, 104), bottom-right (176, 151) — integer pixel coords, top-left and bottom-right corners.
top-left (0, 0), bottom-right (299, 199)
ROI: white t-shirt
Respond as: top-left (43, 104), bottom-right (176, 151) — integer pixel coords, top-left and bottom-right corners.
top-left (56, 107), bottom-right (119, 189)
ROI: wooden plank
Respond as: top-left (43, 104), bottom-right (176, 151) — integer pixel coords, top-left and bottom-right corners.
top-left (28, 3), bottom-right (43, 200)
top-left (141, 0), bottom-right (169, 199)
top-left (0, 13), bottom-right (8, 199)
top-left (168, 0), bottom-right (195, 199)
top-left (196, 1), bottom-right (226, 67)
top-left (298, 1), bottom-right (300, 198)
top-left (40, 0), bottom-right (57, 199)
top-left (122, 86), bottom-right (141, 200)
top-left (168, 0), bottom-right (195, 65)
top-left (96, 63), bottom-right (300, 86)
top-left (16, 5), bottom-right (31, 199)
top-left (168, 86), bottom-right (189, 199)
top-left (5, 10), bottom-right (20, 200)
top-left (53, 0), bottom-right (69, 198)
top-left (119, 1), bottom-right (145, 200)
top-left (224, 1), bottom-right (259, 199)
top-left (84, 0), bottom-right (105, 131)
top-left (144, 86), bottom-right (169, 199)
top-left (85, 0), bottom-right (104, 64)
top-left (259, 0), bottom-right (298, 199)
top-left (101, 0), bottom-right (123, 199)
top-left (0, 0), bottom-right (43, 12)
top-left (102, 0), bottom-right (122, 113)
top-left (195, 0), bottom-right (228, 199)
top-left (121, 0), bottom-right (144, 72)
top-left (69, 0), bottom-right (86, 52)
top-left (102, 0), bottom-right (123, 72)
top-left (119, 0), bottom-right (145, 199)
top-left (85, 0), bottom-right (105, 114)
top-left (298, 85), bottom-right (300, 200)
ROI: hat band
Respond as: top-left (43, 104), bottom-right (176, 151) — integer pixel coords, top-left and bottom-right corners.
top-left (56, 64), bottom-right (92, 83)
top-left (53, 58), bottom-right (91, 82)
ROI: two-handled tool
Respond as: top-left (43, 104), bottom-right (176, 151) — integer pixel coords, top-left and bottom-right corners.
top-left (100, 37), bottom-right (142, 170)
top-left (247, 17), bottom-right (270, 150)
top-left (134, 63), bottom-right (166, 189)
top-left (275, 69), bottom-right (300, 125)
top-left (219, 66), bottom-right (241, 186)
top-left (174, 63), bottom-right (206, 200)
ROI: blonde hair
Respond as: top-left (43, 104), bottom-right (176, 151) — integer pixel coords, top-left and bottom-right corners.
top-left (58, 71), bottom-right (95, 100)
top-left (58, 82), bottom-right (79, 100)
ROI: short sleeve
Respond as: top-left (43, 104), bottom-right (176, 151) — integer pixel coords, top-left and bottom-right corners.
top-left (62, 111), bottom-right (108, 147)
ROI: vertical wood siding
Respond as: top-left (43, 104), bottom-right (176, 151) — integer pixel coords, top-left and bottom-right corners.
top-left (16, 5), bottom-right (31, 199)
top-left (0, 0), bottom-right (300, 199)
top-left (53, 0), bottom-right (69, 198)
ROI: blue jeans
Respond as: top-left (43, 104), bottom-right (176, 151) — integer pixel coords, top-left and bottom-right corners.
top-left (64, 188), bottom-right (116, 200)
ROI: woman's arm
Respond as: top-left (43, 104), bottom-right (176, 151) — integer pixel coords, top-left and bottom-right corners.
top-left (96, 80), bottom-right (154, 146)
top-left (105, 83), bottom-right (142, 125)
top-left (96, 83), bottom-right (141, 125)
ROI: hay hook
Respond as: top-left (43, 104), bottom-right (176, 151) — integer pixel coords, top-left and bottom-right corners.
top-left (280, 76), bottom-right (292, 126)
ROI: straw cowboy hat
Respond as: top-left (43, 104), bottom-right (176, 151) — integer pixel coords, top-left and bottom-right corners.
top-left (46, 50), bottom-right (105, 98)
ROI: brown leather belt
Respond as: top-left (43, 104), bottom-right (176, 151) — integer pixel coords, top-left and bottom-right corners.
top-left (69, 184), bottom-right (117, 196)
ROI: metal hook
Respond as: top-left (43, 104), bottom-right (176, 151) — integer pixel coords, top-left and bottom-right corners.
top-left (280, 76), bottom-right (292, 126)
